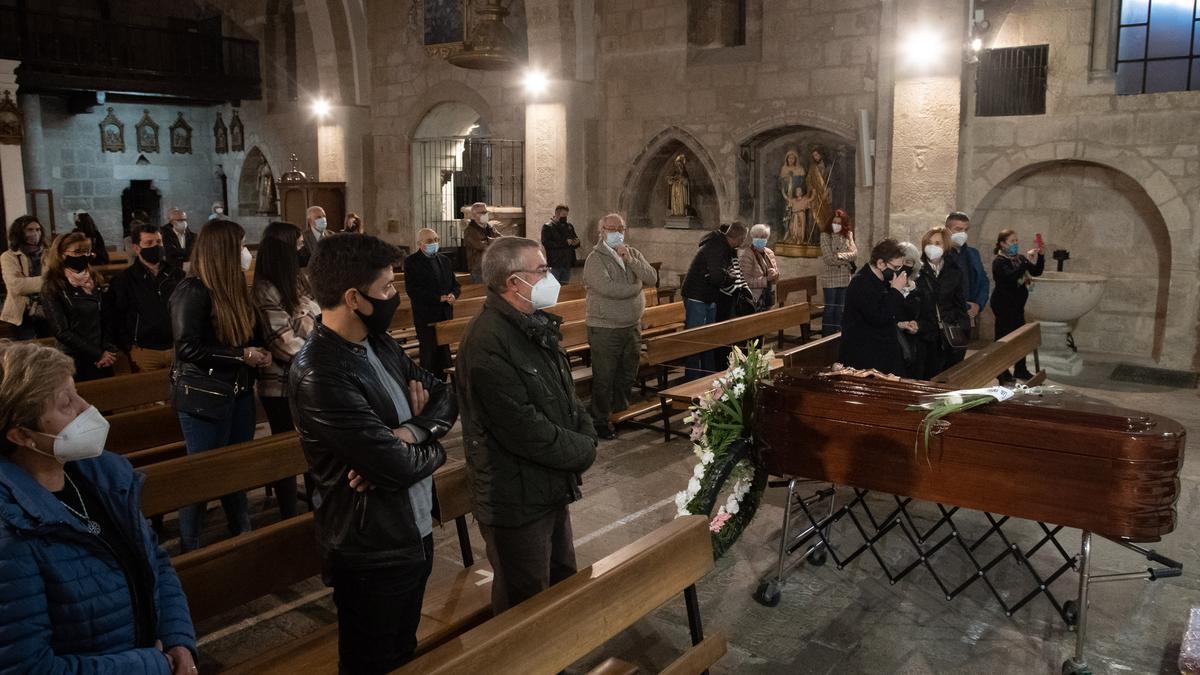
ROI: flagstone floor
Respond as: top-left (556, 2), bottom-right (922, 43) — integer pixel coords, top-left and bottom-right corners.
top-left (188, 358), bottom-right (1200, 674)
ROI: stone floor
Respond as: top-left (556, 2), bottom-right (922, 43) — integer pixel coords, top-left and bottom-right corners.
top-left (188, 357), bottom-right (1200, 674)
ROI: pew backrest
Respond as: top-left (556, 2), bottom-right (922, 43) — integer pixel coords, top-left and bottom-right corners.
top-left (77, 368), bottom-right (171, 413)
top-left (642, 303), bottom-right (810, 366)
top-left (933, 322), bottom-right (1041, 388)
top-left (776, 275), bottom-right (820, 308)
top-left (780, 332), bottom-right (842, 369)
top-left (106, 405), bottom-right (182, 455)
top-left (398, 516), bottom-right (715, 674)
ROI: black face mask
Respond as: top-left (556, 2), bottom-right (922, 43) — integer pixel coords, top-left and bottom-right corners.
top-left (354, 289), bottom-right (401, 335)
top-left (297, 246), bottom-right (311, 268)
top-left (139, 246), bottom-right (163, 264)
top-left (901, 265), bottom-right (914, 278)
top-left (558, 216), bottom-right (568, 224)
top-left (64, 255), bottom-right (91, 272)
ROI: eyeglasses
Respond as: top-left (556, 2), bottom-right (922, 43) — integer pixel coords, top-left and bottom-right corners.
top-left (65, 251), bottom-right (95, 258)
top-left (514, 265), bottom-right (551, 277)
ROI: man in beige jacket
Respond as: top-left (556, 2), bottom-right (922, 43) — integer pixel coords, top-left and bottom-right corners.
top-left (582, 213), bottom-right (657, 439)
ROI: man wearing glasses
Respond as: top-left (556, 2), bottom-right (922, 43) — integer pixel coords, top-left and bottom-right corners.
top-left (455, 237), bottom-right (598, 614)
top-left (581, 213), bottom-right (657, 440)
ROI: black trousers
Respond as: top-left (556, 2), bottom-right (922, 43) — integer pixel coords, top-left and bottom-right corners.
top-left (415, 323), bottom-right (452, 379)
top-left (259, 395), bottom-right (300, 519)
top-left (330, 535), bottom-right (435, 675)
top-left (478, 506), bottom-right (577, 614)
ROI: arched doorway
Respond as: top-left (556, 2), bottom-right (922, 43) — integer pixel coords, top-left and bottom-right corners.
top-left (973, 160), bottom-right (1171, 361)
top-left (238, 147), bottom-right (277, 218)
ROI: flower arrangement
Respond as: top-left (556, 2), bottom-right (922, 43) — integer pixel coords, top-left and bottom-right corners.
top-left (674, 342), bottom-right (773, 559)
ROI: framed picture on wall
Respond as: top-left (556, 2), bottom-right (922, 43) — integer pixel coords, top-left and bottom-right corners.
top-left (0, 90), bottom-right (22, 145)
top-left (135, 110), bottom-right (159, 153)
top-left (99, 107), bottom-right (124, 153)
top-left (423, 0), bottom-right (466, 57)
top-left (169, 113), bottom-right (192, 154)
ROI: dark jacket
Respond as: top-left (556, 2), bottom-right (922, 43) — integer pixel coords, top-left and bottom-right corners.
top-left (108, 260), bottom-right (185, 351)
top-left (43, 281), bottom-right (116, 365)
top-left (913, 257), bottom-right (969, 346)
top-left (403, 250), bottom-right (461, 328)
top-left (161, 227), bottom-right (195, 270)
top-left (288, 322), bottom-right (456, 569)
top-left (991, 253), bottom-right (1045, 336)
top-left (838, 266), bottom-right (909, 377)
top-left (948, 244), bottom-right (990, 311)
top-left (541, 219), bottom-right (579, 269)
top-left (0, 452), bottom-right (196, 673)
top-left (456, 293), bottom-right (597, 527)
top-left (73, 228), bottom-right (110, 265)
top-left (682, 230), bottom-right (737, 304)
top-left (462, 221), bottom-right (501, 274)
top-left (168, 277), bottom-right (258, 395)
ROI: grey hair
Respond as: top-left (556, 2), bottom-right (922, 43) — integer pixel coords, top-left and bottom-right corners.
top-left (750, 223), bottom-right (770, 238)
top-left (597, 213), bottom-right (625, 241)
top-left (482, 236), bottom-right (540, 292)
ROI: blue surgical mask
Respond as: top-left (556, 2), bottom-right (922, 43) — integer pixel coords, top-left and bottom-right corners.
top-left (752, 238), bottom-right (768, 250)
top-left (1006, 242), bottom-right (1019, 256)
top-left (424, 243), bottom-right (439, 256)
top-left (605, 231), bottom-right (624, 247)
top-left (314, 217), bottom-right (328, 233)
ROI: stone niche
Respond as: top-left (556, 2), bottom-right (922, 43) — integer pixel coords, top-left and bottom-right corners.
top-left (974, 160), bottom-right (1171, 361)
top-left (624, 139), bottom-right (720, 230)
top-left (737, 126), bottom-right (856, 250)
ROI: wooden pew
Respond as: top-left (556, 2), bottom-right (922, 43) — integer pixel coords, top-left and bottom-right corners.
top-left (933, 322), bottom-right (1044, 388)
top-left (76, 369), bottom-right (171, 413)
top-left (139, 433), bottom-right (494, 672)
top-left (612, 303), bottom-right (811, 438)
top-left (775, 275), bottom-right (824, 343)
top-left (106, 405), bottom-right (185, 467)
top-left (398, 515), bottom-right (723, 675)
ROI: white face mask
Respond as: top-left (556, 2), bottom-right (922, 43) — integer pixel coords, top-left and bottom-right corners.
top-left (240, 246), bottom-right (252, 271)
top-left (950, 231), bottom-right (968, 247)
top-left (175, 220), bottom-right (188, 232)
top-left (924, 244), bottom-right (944, 261)
top-left (831, 222), bottom-right (843, 234)
top-left (313, 217), bottom-right (328, 233)
top-left (28, 406), bottom-right (109, 463)
top-left (512, 271), bottom-right (561, 310)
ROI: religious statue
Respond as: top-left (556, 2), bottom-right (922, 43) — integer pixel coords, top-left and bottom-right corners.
top-left (805, 147), bottom-right (834, 244)
top-left (214, 113), bottom-right (228, 154)
top-left (257, 162), bottom-right (276, 214)
top-left (779, 150), bottom-right (809, 244)
top-left (667, 153), bottom-right (691, 217)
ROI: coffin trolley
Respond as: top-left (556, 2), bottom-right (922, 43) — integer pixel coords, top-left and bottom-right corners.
top-left (751, 371), bottom-right (1186, 675)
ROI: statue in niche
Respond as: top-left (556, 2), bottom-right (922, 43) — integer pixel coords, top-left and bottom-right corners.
top-left (214, 112), bottom-right (228, 154)
top-left (257, 162), bottom-right (277, 215)
top-left (779, 150), bottom-right (809, 244)
top-left (667, 153), bottom-right (691, 217)
top-left (805, 146), bottom-right (834, 244)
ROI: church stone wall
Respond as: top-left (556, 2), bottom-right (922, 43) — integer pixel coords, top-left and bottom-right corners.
top-left (961, 0), bottom-right (1200, 369)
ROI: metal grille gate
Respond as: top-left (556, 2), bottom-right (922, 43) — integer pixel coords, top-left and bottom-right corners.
top-left (411, 137), bottom-right (523, 246)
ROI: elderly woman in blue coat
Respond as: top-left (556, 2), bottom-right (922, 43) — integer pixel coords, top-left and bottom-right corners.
top-left (0, 339), bottom-right (197, 674)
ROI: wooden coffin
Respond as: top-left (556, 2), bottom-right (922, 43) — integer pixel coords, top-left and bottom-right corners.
top-left (755, 370), bottom-right (1186, 542)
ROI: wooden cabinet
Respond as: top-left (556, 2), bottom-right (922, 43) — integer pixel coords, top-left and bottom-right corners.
top-left (277, 181), bottom-right (346, 231)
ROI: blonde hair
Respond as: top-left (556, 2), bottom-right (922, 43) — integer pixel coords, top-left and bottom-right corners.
top-left (920, 226), bottom-right (948, 252)
top-left (0, 340), bottom-right (75, 452)
top-left (192, 220), bottom-right (256, 346)
top-left (43, 231), bottom-right (99, 296)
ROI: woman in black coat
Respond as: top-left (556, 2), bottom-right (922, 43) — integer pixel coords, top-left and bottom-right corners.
top-left (42, 232), bottom-right (118, 381)
top-left (838, 238), bottom-right (917, 377)
top-left (72, 212), bottom-right (110, 266)
top-left (912, 227), bottom-right (970, 380)
top-left (991, 228), bottom-right (1044, 382)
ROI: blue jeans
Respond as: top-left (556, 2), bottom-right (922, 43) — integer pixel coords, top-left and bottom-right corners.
top-left (177, 393), bottom-right (256, 552)
top-left (822, 286), bottom-right (847, 336)
top-left (684, 298), bottom-right (717, 381)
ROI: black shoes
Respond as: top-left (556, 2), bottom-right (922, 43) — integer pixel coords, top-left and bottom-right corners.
top-left (596, 425), bottom-right (617, 441)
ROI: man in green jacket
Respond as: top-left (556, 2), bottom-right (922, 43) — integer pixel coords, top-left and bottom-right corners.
top-left (456, 236), bottom-right (598, 614)
top-left (582, 213), bottom-right (657, 439)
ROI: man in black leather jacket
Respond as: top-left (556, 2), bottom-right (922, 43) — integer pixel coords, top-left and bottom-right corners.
top-left (289, 234), bottom-right (458, 673)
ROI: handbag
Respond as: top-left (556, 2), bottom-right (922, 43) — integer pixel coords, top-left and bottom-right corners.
top-left (170, 365), bottom-right (243, 421)
top-left (935, 303), bottom-right (968, 351)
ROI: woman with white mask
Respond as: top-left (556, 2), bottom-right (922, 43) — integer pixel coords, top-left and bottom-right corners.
top-left (0, 340), bottom-right (197, 673)
top-left (818, 208), bottom-right (858, 335)
top-left (912, 227), bottom-right (970, 379)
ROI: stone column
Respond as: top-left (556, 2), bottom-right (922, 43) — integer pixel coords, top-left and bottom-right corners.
top-left (0, 60), bottom-right (26, 221)
top-left (316, 104), bottom-right (369, 221)
top-left (885, 0), bottom-right (966, 244)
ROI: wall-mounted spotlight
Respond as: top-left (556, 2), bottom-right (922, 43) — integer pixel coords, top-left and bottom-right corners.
top-left (901, 27), bottom-right (945, 70)
top-left (311, 97), bottom-right (331, 118)
top-left (522, 69), bottom-right (549, 95)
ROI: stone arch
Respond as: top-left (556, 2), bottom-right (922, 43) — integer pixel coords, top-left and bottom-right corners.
top-left (403, 82), bottom-right (496, 142)
top-left (617, 126), bottom-right (728, 228)
top-left (730, 110), bottom-right (857, 149)
top-left (237, 147), bottom-right (278, 218)
top-left (972, 158), bottom-right (1174, 362)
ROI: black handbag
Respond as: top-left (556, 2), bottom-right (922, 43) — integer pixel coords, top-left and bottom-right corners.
top-left (170, 366), bottom-right (243, 421)
top-left (935, 304), bottom-right (968, 351)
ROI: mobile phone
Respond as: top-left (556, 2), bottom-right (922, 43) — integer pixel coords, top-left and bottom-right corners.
top-left (1035, 233), bottom-right (1044, 249)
